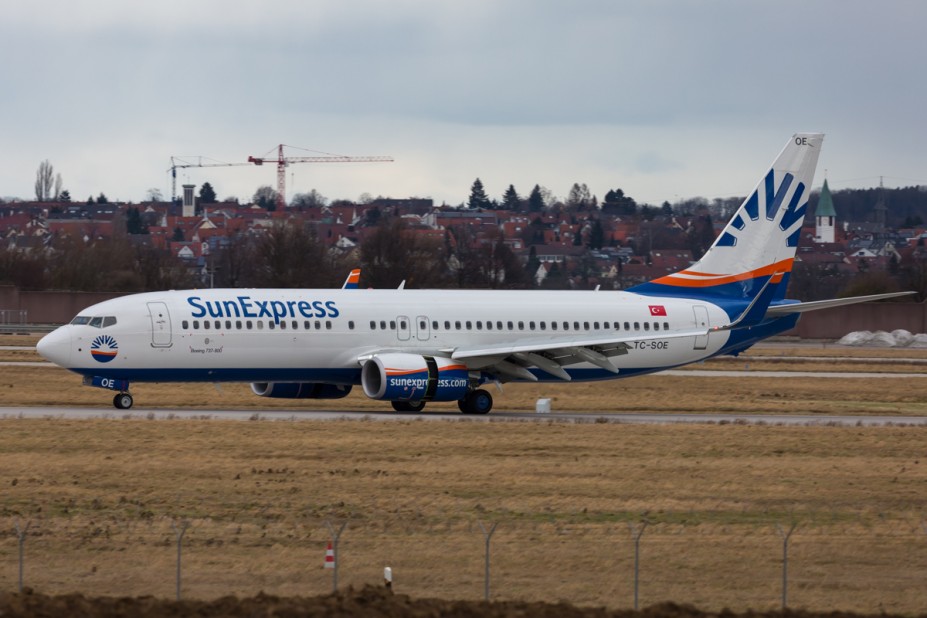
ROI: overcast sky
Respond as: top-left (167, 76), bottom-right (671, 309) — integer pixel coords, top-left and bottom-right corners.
top-left (2, 1), bottom-right (925, 208)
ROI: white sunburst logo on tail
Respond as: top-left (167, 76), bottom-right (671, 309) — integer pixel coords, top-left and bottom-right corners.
top-left (90, 335), bottom-right (118, 363)
top-left (714, 169), bottom-right (808, 249)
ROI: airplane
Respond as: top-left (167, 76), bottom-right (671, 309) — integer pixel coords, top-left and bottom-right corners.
top-left (36, 133), bottom-right (913, 413)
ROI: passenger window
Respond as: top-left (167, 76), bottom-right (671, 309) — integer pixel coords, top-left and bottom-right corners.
top-left (583, 322), bottom-right (590, 330)
top-left (574, 321), bottom-right (580, 330)
top-left (226, 320), bottom-right (232, 330)
top-left (634, 322), bottom-right (640, 330)
top-left (563, 322), bottom-right (569, 331)
top-left (518, 321), bottom-right (524, 330)
top-left (594, 322), bottom-right (600, 330)
top-left (466, 321), bottom-right (472, 330)
top-left (497, 321), bottom-right (503, 330)
top-left (292, 320), bottom-right (298, 330)
top-left (257, 321), bottom-right (263, 330)
top-left (246, 321), bottom-right (253, 330)
top-left (380, 320), bottom-right (387, 330)
top-left (305, 321), bottom-right (312, 329)
top-left (445, 321), bottom-right (451, 330)
top-left (540, 322), bottom-right (546, 330)
top-left (326, 321), bottom-right (332, 329)
top-left (193, 320), bottom-right (199, 329)
top-left (214, 320), bottom-right (220, 329)
top-left (315, 320), bottom-right (322, 330)
top-left (529, 321), bottom-right (536, 330)
top-left (476, 321), bottom-right (483, 330)
top-left (89, 317), bottom-right (103, 328)
top-left (182, 320), bottom-right (189, 329)
top-left (280, 321), bottom-right (286, 330)
top-left (236, 320), bottom-right (242, 329)
top-left (390, 320), bottom-right (396, 330)
top-left (204, 321), bottom-right (210, 330)
top-left (400, 320), bottom-right (407, 329)
top-left (486, 321), bottom-right (492, 331)
top-left (432, 320), bottom-right (438, 330)
top-left (455, 321), bottom-right (461, 330)
top-left (370, 321), bottom-right (376, 330)
top-left (507, 321), bottom-right (514, 330)
top-left (348, 321), bottom-right (355, 330)
top-left (420, 320), bottom-right (427, 330)
top-left (551, 322), bottom-right (557, 331)
top-left (624, 322), bottom-right (630, 330)
top-left (269, 321), bottom-right (276, 330)
top-left (664, 321), bottom-right (670, 330)
top-left (102, 316), bottom-right (117, 328)
top-left (644, 322), bottom-right (650, 331)
top-left (653, 322), bottom-right (660, 331)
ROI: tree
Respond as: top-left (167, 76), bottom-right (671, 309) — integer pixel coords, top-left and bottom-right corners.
top-left (96, 193), bottom-right (108, 204)
top-left (251, 220), bottom-right (337, 288)
top-left (566, 183), bottom-right (592, 210)
top-left (360, 217), bottom-right (447, 288)
top-left (145, 188), bottom-right (163, 202)
top-left (34, 160), bottom-right (55, 201)
top-left (290, 189), bottom-right (327, 208)
top-left (602, 188), bottom-right (637, 215)
top-left (252, 185), bottom-right (279, 211)
top-left (59, 190), bottom-right (71, 203)
top-left (199, 182), bottom-right (217, 204)
top-left (527, 185), bottom-right (545, 212)
top-left (467, 178), bottom-right (491, 210)
top-left (501, 185), bottom-right (520, 211)
top-left (126, 207), bottom-right (149, 235)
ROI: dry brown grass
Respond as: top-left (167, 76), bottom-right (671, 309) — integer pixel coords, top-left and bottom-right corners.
top-left (1, 419), bottom-right (926, 613)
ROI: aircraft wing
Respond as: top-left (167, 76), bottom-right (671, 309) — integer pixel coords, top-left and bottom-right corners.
top-left (765, 291), bottom-right (916, 316)
top-left (445, 328), bottom-right (707, 381)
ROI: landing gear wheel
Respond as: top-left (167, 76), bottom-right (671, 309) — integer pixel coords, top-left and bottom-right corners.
top-left (458, 389), bottom-right (493, 415)
top-left (113, 392), bottom-right (134, 410)
top-left (391, 401), bottom-right (426, 412)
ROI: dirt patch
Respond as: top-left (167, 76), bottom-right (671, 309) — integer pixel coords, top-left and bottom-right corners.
top-left (0, 586), bottom-right (916, 618)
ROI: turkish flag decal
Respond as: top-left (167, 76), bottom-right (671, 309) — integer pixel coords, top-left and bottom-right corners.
top-left (648, 305), bottom-right (667, 316)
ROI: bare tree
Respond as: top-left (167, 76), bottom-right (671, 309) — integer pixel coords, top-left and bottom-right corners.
top-left (54, 173), bottom-right (63, 201)
top-left (34, 160), bottom-right (55, 201)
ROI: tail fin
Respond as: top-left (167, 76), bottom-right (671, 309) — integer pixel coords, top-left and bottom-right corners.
top-left (631, 133), bottom-right (824, 301)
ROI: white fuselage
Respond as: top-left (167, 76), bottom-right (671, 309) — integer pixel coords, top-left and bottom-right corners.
top-left (38, 288), bottom-right (733, 384)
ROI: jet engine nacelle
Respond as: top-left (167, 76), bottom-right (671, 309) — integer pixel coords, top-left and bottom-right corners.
top-left (361, 353), bottom-right (470, 402)
top-left (250, 382), bottom-right (353, 399)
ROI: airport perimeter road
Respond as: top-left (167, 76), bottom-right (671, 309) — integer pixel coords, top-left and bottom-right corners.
top-left (2, 407), bottom-right (926, 426)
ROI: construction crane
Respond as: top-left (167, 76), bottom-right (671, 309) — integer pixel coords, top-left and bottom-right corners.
top-left (248, 144), bottom-right (393, 210)
top-left (167, 156), bottom-right (249, 203)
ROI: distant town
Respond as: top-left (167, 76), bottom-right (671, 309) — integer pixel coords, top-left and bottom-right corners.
top-left (3, 166), bottom-right (927, 303)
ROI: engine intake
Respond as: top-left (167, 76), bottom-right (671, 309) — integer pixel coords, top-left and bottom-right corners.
top-left (250, 382), bottom-right (352, 399)
top-left (361, 353), bottom-right (469, 402)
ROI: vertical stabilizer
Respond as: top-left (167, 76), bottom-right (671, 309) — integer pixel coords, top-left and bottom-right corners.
top-left (631, 133), bottom-right (823, 300)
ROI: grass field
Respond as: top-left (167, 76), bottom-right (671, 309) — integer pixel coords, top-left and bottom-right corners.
top-left (2, 336), bottom-right (927, 613)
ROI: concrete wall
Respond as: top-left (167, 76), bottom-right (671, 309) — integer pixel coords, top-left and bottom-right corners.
top-left (0, 285), bottom-right (121, 325)
top-left (2, 285), bottom-right (925, 337)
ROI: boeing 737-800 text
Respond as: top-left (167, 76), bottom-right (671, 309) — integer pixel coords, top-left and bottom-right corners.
top-left (36, 134), bottom-right (911, 413)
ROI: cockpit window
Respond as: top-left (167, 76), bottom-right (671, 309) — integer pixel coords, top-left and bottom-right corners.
top-left (89, 317), bottom-right (103, 328)
top-left (102, 316), bottom-right (117, 328)
top-left (70, 316), bottom-right (91, 325)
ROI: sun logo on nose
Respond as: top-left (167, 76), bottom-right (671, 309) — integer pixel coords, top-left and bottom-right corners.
top-left (90, 335), bottom-right (118, 363)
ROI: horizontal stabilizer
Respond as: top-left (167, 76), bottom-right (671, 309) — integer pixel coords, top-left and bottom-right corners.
top-left (765, 291), bottom-right (916, 316)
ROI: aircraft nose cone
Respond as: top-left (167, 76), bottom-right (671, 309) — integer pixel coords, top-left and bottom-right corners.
top-left (37, 327), bottom-right (71, 367)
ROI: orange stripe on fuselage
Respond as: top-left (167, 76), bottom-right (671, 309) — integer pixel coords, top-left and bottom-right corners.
top-left (650, 259), bottom-right (793, 288)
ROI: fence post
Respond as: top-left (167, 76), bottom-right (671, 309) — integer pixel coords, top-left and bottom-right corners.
top-left (628, 521), bottom-right (647, 610)
top-left (478, 521), bottom-right (498, 601)
top-left (325, 520), bottom-right (347, 593)
top-left (14, 520), bottom-right (31, 593)
top-left (171, 519), bottom-right (190, 601)
top-left (777, 523), bottom-right (798, 609)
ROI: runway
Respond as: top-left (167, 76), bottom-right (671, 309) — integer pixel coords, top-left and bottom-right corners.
top-left (3, 406), bottom-right (925, 426)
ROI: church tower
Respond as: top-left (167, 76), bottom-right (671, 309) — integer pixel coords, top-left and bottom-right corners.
top-left (814, 178), bottom-right (836, 243)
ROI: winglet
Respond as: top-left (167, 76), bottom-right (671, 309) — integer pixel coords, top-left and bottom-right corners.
top-left (342, 269), bottom-right (361, 290)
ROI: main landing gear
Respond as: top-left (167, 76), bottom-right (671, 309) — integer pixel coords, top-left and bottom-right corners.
top-left (388, 388), bottom-right (494, 415)
top-left (113, 392), bottom-right (134, 410)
